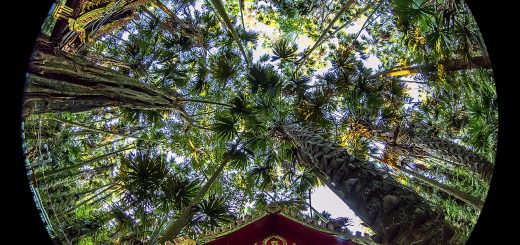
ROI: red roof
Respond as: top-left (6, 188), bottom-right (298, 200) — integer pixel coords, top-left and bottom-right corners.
top-left (203, 212), bottom-right (359, 245)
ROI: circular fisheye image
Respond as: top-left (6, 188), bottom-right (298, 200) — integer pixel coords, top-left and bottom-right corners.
top-left (22, 0), bottom-right (497, 244)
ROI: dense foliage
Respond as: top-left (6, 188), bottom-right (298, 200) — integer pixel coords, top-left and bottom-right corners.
top-left (23, 0), bottom-right (496, 244)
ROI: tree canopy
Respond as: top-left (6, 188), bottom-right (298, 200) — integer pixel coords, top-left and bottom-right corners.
top-left (23, 0), bottom-right (496, 244)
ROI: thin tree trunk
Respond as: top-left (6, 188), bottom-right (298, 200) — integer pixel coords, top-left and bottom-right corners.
top-left (396, 166), bottom-right (484, 210)
top-left (50, 117), bottom-right (139, 139)
top-left (272, 124), bottom-right (454, 244)
top-left (353, 121), bottom-right (493, 182)
top-left (177, 98), bottom-right (234, 108)
top-left (369, 152), bottom-right (484, 210)
top-left (325, 0), bottom-right (377, 41)
top-left (24, 43), bottom-right (191, 123)
top-left (239, 0), bottom-right (246, 31)
top-left (209, 0), bottom-right (251, 66)
top-left (309, 189), bottom-right (312, 220)
top-left (62, 184), bottom-right (116, 214)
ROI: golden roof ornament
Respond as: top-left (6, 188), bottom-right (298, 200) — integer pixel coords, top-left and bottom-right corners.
top-left (52, 3), bottom-right (73, 20)
top-left (165, 235), bottom-right (196, 245)
top-left (266, 203), bottom-right (281, 213)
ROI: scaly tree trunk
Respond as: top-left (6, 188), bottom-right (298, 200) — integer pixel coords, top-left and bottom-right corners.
top-left (411, 135), bottom-right (493, 182)
top-left (350, 121), bottom-right (494, 182)
top-left (272, 124), bottom-right (454, 244)
top-left (23, 42), bottom-right (190, 122)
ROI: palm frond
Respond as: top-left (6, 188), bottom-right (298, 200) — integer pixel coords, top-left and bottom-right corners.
top-left (211, 56), bottom-right (239, 84)
top-left (212, 113), bottom-right (238, 140)
top-left (118, 151), bottom-right (169, 207)
top-left (271, 39), bottom-right (298, 61)
top-left (247, 63), bottom-right (281, 95)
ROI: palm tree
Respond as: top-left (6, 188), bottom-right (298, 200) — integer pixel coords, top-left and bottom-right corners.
top-left (208, 0), bottom-right (251, 66)
top-left (271, 123), bottom-right (454, 244)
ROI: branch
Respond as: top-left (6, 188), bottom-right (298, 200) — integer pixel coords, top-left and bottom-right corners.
top-left (296, 0), bottom-right (357, 71)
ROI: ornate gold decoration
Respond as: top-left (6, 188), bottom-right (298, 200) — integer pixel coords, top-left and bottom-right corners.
top-left (262, 235), bottom-right (288, 245)
top-left (168, 235), bottom-right (196, 245)
top-left (80, 0), bottom-right (113, 14)
top-left (52, 4), bottom-right (73, 20)
top-left (266, 203), bottom-right (281, 213)
top-left (67, 0), bottom-right (122, 43)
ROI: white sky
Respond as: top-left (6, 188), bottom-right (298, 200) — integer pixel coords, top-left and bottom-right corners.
top-left (311, 185), bottom-right (367, 235)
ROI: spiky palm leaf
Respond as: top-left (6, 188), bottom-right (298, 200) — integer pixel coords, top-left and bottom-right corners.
top-left (330, 48), bottom-right (357, 74)
top-left (118, 152), bottom-right (169, 207)
top-left (238, 29), bottom-right (259, 44)
top-left (271, 39), bottom-right (298, 61)
top-left (229, 147), bottom-right (254, 171)
top-left (211, 56), bottom-right (239, 84)
top-left (229, 94), bottom-right (254, 119)
top-left (212, 113), bottom-right (238, 140)
top-left (295, 90), bottom-right (334, 126)
top-left (190, 195), bottom-right (234, 231)
top-left (155, 60), bottom-right (189, 88)
top-left (159, 176), bottom-right (201, 211)
top-left (283, 72), bottom-right (310, 98)
top-left (247, 154), bottom-right (277, 191)
top-left (247, 63), bottom-right (281, 95)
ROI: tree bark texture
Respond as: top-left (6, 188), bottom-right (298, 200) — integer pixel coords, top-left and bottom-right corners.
top-left (23, 45), bottom-right (190, 122)
top-left (272, 124), bottom-right (454, 244)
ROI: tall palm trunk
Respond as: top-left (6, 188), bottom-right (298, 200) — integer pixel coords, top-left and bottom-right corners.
top-left (23, 42), bottom-right (190, 122)
top-left (158, 154), bottom-right (232, 243)
top-left (411, 135), bottom-right (493, 182)
top-left (395, 165), bottom-right (484, 210)
top-left (371, 56), bottom-right (492, 78)
top-left (351, 121), bottom-right (493, 182)
top-left (272, 124), bottom-right (454, 244)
